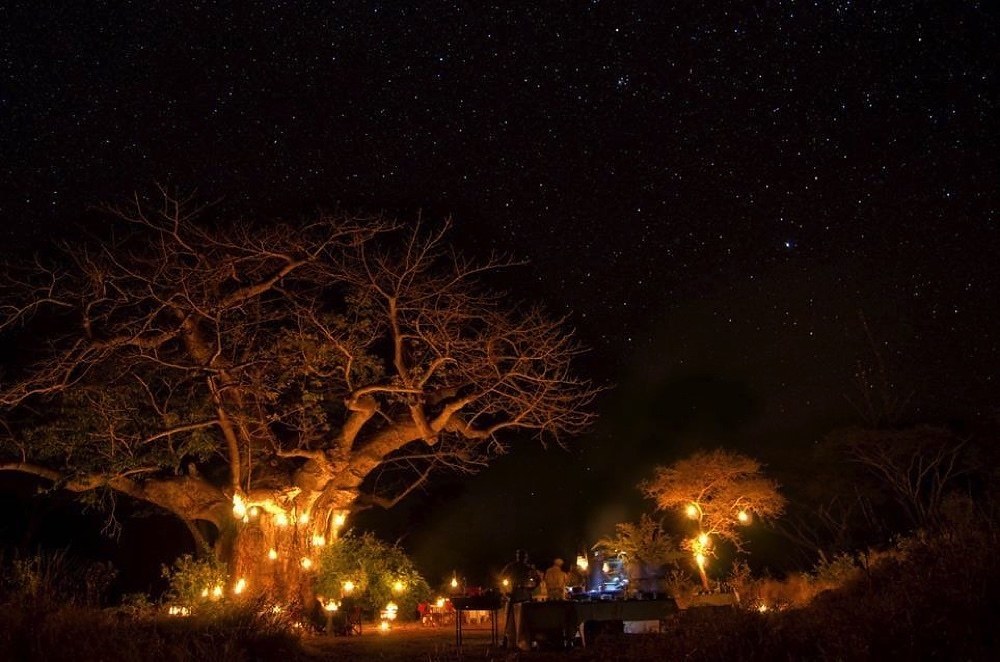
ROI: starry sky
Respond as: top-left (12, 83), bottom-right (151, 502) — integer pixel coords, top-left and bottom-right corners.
top-left (2, 1), bottom-right (998, 584)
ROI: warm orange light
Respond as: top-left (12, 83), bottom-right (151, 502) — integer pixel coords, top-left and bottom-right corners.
top-left (450, 576), bottom-right (458, 589)
top-left (343, 580), bottom-right (355, 594)
top-left (758, 603), bottom-right (769, 613)
top-left (234, 578), bottom-right (247, 595)
top-left (299, 511), bottom-right (310, 524)
top-left (324, 600), bottom-right (339, 612)
top-left (212, 584), bottom-right (224, 599)
top-left (502, 578), bottom-right (510, 587)
top-left (698, 533), bottom-right (709, 546)
top-left (379, 620), bottom-right (391, 632)
top-left (249, 505), bottom-right (260, 518)
top-left (385, 601), bottom-right (399, 619)
top-left (435, 597), bottom-right (446, 608)
top-left (333, 512), bottom-right (347, 528)
top-left (200, 587), bottom-right (209, 598)
top-left (300, 557), bottom-right (313, 569)
top-left (695, 553), bottom-right (706, 568)
top-left (686, 503), bottom-right (699, 519)
top-left (275, 512), bottom-right (289, 527)
top-left (737, 510), bottom-right (750, 523)
top-left (576, 555), bottom-right (589, 571)
top-left (392, 580), bottom-right (405, 593)
top-left (267, 548), bottom-right (278, 561)
top-left (312, 535), bottom-right (326, 547)
top-left (232, 492), bottom-right (247, 519)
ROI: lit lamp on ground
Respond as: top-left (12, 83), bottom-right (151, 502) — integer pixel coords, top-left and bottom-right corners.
top-left (379, 601), bottom-right (399, 632)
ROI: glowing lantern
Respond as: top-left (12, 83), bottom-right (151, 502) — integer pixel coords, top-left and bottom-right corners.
top-left (343, 580), bottom-right (355, 594)
top-left (267, 548), bottom-right (278, 561)
top-left (450, 576), bottom-right (458, 589)
top-left (200, 587), bottom-right (209, 598)
top-left (232, 492), bottom-right (247, 519)
top-left (275, 512), bottom-right (289, 527)
top-left (737, 510), bottom-right (750, 523)
top-left (435, 597), bottom-right (446, 608)
top-left (576, 555), bottom-right (589, 571)
top-left (333, 512), bottom-right (347, 528)
top-left (301, 557), bottom-right (313, 569)
top-left (312, 535), bottom-right (326, 547)
top-left (686, 503), bottom-right (699, 519)
top-left (234, 578), bottom-right (247, 595)
top-left (502, 578), bottom-right (510, 587)
top-left (392, 580), bottom-right (405, 593)
top-left (212, 585), bottom-right (224, 599)
top-left (385, 602), bottom-right (399, 620)
top-left (324, 600), bottom-right (339, 612)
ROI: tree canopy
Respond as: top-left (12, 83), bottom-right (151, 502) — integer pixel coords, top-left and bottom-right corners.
top-left (0, 192), bottom-right (596, 591)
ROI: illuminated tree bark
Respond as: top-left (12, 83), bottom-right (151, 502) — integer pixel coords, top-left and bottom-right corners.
top-left (0, 190), bottom-right (596, 605)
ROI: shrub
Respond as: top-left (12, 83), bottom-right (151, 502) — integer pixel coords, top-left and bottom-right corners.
top-left (315, 532), bottom-right (431, 618)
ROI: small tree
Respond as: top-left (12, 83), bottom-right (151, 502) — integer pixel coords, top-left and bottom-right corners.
top-left (594, 514), bottom-right (683, 592)
top-left (642, 449), bottom-right (785, 589)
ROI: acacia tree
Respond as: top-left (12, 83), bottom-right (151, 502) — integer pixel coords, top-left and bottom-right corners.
top-left (831, 426), bottom-right (970, 530)
top-left (0, 192), bottom-right (595, 604)
top-left (642, 449), bottom-right (785, 589)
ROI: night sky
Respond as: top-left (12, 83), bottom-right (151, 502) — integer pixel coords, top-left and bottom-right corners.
top-left (2, 2), bottom-right (998, 586)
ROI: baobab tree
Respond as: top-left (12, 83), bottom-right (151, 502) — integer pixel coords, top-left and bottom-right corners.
top-left (0, 192), bottom-right (596, 604)
top-left (642, 449), bottom-right (785, 589)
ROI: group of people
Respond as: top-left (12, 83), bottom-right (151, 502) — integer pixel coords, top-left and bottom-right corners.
top-left (501, 549), bottom-right (583, 602)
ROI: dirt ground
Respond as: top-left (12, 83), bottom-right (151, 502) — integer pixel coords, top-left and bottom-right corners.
top-left (302, 620), bottom-right (510, 661)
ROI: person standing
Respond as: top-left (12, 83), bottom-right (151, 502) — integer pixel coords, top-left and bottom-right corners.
top-left (501, 550), bottom-right (535, 647)
top-left (544, 558), bottom-right (568, 601)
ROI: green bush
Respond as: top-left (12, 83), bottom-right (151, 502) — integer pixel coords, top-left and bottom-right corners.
top-left (315, 532), bottom-right (431, 618)
top-left (161, 553), bottom-right (229, 610)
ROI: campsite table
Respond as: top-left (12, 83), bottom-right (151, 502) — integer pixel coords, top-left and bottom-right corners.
top-left (513, 598), bottom-right (679, 650)
top-left (451, 595), bottom-right (504, 647)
